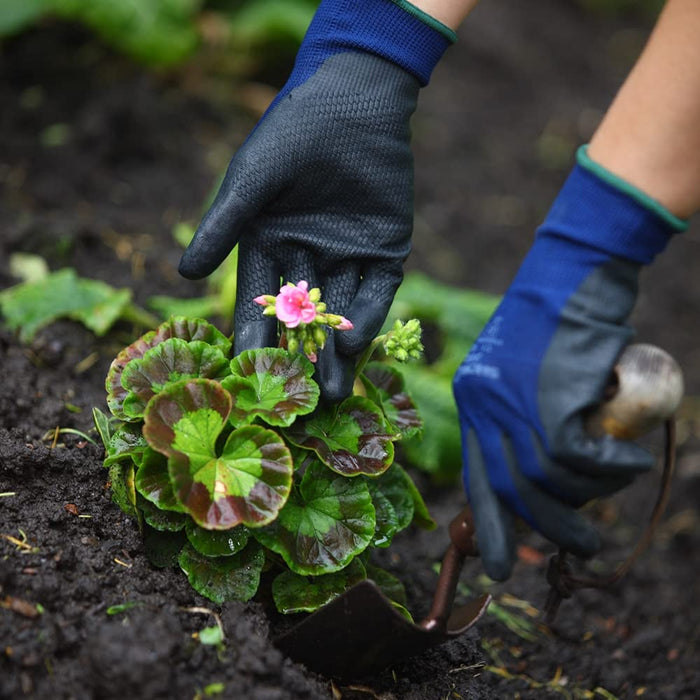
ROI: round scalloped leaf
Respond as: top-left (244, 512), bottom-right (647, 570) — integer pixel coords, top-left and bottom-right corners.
top-left (134, 447), bottom-right (184, 513)
top-left (284, 395), bottom-right (397, 477)
top-left (221, 348), bottom-right (319, 427)
top-left (185, 521), bottom-right (250, 557)
top-left (367, 488), bottom-right (398, 548)
top-left (108, 460), bottom-right (140, 523)
top-left (143, 378), bottom-right (232, 457)
top-left (121, 338), bottom-right (231, 419)
top-left (272, 559), bottom-right (366, 614)
top-left (169, 425), bottom-right (293, 530)
top-left (252, 460), bottom-right (375, 576)
top-left (361, 363), bottom-right (422, 439)
top-left (106, 317), bottom-right (230, 420)
top-left (365, 563), bottom-right (408, 608)
top-left (178, 541), bottom-right (265, 604)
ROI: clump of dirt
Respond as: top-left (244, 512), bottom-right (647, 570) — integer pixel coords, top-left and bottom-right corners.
top-left (2, 2), bottom-right (700, 699)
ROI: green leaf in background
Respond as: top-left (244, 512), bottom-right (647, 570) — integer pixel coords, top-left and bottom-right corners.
top-left (147, 295), bottom-right (220, 322)
top-left (105, 316), bottom-right (231, 420)
top-left (361, 363), bottom-right (422, 440)
top-left (285, 395), bottom-right (397, 477)
top-left (0, 268), bottom-right (132, 343)
top-left (134, 447), bottom-right (185, 513)
top-left (227, 0), bottom-right (316, 46)
top-left (252, 460), bottom-right (375, 576)
top-left (185, 520), bottom-right (250, 557)
top-left (272, 558), bottom-right (366, 614)
top-left (385, 272), bottom-right (500, 480)
top-left (121, 338), bottom-right (231, 419)
top-left (0, 0), bottom-right (50, 36)
top-left (51, 0), bottom-right (202, 67)
top-left (221, 348), bottom-right (319, 427)
top-left (144, 379), bottom-right (293, 529)
top-left (178, 541), bottom-right (265, 604)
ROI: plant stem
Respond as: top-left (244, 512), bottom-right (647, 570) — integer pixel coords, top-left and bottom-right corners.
top-left (354, 335), bottom-right (386, 379)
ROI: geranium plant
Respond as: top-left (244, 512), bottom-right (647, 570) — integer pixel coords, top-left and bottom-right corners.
top-left (94, 282), bottom-right (434, 614)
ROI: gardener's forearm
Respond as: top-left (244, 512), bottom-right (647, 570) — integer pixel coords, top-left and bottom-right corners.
top-left (408, 0), bottom-right (481, 30)
top-left (588, 0), bottom-right (700, 219)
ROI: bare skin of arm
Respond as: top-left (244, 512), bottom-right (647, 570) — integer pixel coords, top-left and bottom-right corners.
top-left (588, 0), bottom-right (700, 219)
top-left (411, 0), bottom-right (481, 30)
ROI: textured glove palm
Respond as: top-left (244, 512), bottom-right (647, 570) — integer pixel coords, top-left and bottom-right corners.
top-left (179, 0), bottom-right (454, 401)
top-left (453, 156), bottom-right (683, 581)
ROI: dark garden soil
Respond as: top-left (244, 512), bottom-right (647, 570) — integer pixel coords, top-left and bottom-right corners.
top-left (2, 2), bottom-right (700, 698)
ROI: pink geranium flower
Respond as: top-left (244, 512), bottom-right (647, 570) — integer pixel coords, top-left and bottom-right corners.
top-left (275, 281), bottom-right (317, 328)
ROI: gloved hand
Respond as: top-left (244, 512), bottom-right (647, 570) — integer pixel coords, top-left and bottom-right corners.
top-left (453, 147), bottom-right (686, 581)
top-left (178, 0), bottom-right (455, 402)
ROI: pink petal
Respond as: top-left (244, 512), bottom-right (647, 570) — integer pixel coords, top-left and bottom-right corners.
top-left (253, 295), bottom-right (269, 306)
top-left (336, 317), bottom-right (354, 331)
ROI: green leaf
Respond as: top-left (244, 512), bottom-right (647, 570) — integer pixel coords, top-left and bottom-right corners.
top-left (147, 294), bottom-right (219, 321)
top-left (51, 0), bottom-right (201, 67)
top-left (272, 559), bottom-right (366, 614)
top-left (103, 422), bottom-right (148, 468)
top-left (143, 525), bottom-right (187, 568)
top-left (121, 338), bottom-right (230, 419)
top-left (367, 488), bottom-right (398, 548)
top-left (108, 461), bottom-right (142, 526)
top-left (228, 0), bottom-right (316, 46)
top-left (106, 316), bottom-right (231, 420)
top-left (134, 447), bottom-right (184, 512)
top-left (221, 348), bottom-right (319, 427)
top-left (366, 463), bottom-right (417, 536)
top-left (0, 268), bottom-right (132, 343)
top-left (402, 467), bottom-right (436, 530)
top-left (178, 542), bottom-right (265, 604)
top-left (198, 625), bottom-right (224, 646)
top-left (0, 0), bottom-right (49, 36)
top-left (285, 396), bottom-right (397, 477)
top-left (185, 520), bottom-right (250, 557)
top-left (361, 363), bottom-right (422, 439)
top-left (92, 406), bottom-right (115, 449)
top-left (365, 563), bottom-right (408, 608)
top-left (144, 379), bottom-right (293, 529)
top-left (137, 494), bottom-right (187, 532)
top-left (252, 461), bottom-right (375, 576)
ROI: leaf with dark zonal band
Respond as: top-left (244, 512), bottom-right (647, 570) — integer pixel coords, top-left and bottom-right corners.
top-left (272, 558), bottom-right (366, 614)
top-left (221, 348), bottom-right (319, 428)
top-left (178, 541), bottom-right (265, 604)
top-left (252, 460), bottom-right (375, 576)
top-left (121, 338), bottom-right (230, 419)
top-left (185, 520), bottom-right (250, 557)
top-left (106, 316), bottom-right (231, 420)
top-left (134, 447), bottom-right (184, 513)
top-left (361, 363), bottom-right (422, 440)
top-left (143, 379), bottom-right (293, 529)
top-left (284, 395), bottom-right (398, 477)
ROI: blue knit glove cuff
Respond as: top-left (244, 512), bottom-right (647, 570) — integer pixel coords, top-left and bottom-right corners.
top-left (538, 146), bottom-right (686, 265)
top-left (289, 0), bottom-right (455, 89)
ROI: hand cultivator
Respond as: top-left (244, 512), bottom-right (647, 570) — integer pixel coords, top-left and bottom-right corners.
top-left (274, 344), bottom-right (683, 679)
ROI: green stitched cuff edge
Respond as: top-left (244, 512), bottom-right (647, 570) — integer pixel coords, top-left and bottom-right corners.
top-left (577, 145), bottom-right (688, 232)
top-left (390, 0), bottom-right (458, 43)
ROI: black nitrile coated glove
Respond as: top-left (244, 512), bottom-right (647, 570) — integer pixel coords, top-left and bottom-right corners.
top-left (179, 0), bottom-right (455, 401)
